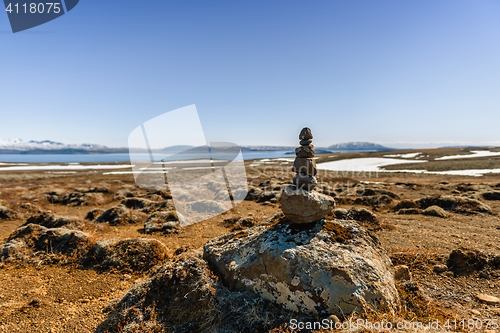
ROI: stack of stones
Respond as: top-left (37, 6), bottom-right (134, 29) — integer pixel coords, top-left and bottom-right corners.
top-left (293, 127), bottom-right (317, 191)
top-left (279, 127), bottom-right (335, 224)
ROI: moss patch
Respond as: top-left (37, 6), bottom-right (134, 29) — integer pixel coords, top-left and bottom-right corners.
top-left (323, 221), bottom-right (354, 243)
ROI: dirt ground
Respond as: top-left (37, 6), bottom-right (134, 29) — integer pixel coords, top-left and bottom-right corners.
top-left (0, 151), bottom-right (499, 332)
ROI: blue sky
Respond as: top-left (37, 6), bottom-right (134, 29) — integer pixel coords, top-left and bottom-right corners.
top-left (1, 1), bottom-right (499, 148)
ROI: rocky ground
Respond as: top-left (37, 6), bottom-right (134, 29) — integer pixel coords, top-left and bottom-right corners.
top-left (0, 149), bottom-right (499, 332)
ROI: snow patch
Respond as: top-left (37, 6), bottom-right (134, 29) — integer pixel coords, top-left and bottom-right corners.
top-left (0, 164), bottom-right (131, 171)
top-left (384, 152), bottom-right (421, 159)
top-left (435, 150), bottom-right (500, 160)
top-left (317, 158), bottom-right (426, 172)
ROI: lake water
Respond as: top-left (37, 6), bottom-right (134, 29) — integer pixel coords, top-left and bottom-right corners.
top-left (0, 151), bottom-right (294, 163)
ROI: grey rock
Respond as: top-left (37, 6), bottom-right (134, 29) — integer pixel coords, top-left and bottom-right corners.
top-left (186, 200), bottom-right (228, 213)
top-left (295, 144), bottom-right (315, 158)
top-left (0, 205), bottom-right (16, 219)
top-left (299, 127), bottom-right (313, 140)
top-left (61, 191), bottom-right (103, 206)
top-left (44, 189), bottom-right (66, 203)
top-left (244, 187), bottom-right (263, 201)
top-left (85, 208), bottom-right (105, 221)
top-left (203, 220), bottom-right (400, 317)
top-left (397, 208), bottom-right (422, 215)
top-left (96, 205), bottom-right (147, 226)
top-left (423, 205), bottom-right (448, 218)
top-left (292, 173), bottom-right (317, 191)
top-left (361, 188), bottom-right (400, 199)
top-left (350, 208), bottom-right (378, 224)
top-left (292, 158), bottom-right (317, 176)
top-left (121, 197), bottom-right (169, 213)
top-left (482, 191), bottom-right (500, 200)
top-left (333, 208), bottom-right (349, 219)
top-left (476, 293), bottom-right (500, 305)
top-left (299, 139), bottom-right (312, 146)
top-left (25, 212), bottom-right (82, 229)
top-left (279, 185), bottom-right (334, 223)
top-left (144, 211), bottom-right (180, 233)
top-left (394, 265), bottom-right (411, 281)
top-left (433, 264), bottom-right (448, 274)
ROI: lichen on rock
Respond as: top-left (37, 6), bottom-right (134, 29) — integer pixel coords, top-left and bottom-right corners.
top-left (203, 219), bottom-right (400, 317)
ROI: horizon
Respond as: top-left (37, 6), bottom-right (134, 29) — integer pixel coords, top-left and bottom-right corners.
top-left (1, 1), bottom-right (499, 148)
top-left (1, 136), bottom-right (500, 150)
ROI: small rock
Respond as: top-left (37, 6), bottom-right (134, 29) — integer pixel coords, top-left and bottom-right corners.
top-left (292, 158), bottom-right (317, 176)
top-left (326, 314), bottom-right (341, 324)
top-left (393, 199), bottom-right (418, 212)
top-left (394, 265), bottom-right (411, 281)
top-left (470, 309), bottom-right (481, 316)
top-left (96, 205), bottom-right (146, 225)
top-left (433, 264), bottom-right (448, 274)
top-left (29, 299), bottom-right (41, 308)
top-left (423, 205), bottom-right (448, 218)
top-left (292, 173), bottom-right (317, 190)
top-left (417, 195), bottom-right (494, 215)
top-left (447, 249), bottom-right (487, 275)
top-left (0, 205), bottom-right (16, 219)
top-left (334, 208), bottom-right (378, 224)
top-left (279, 185), bottom-right (334, 224)
top-left (144, 211), bottom-right (180, 233)
top-left (85, 208), bottom-right (105, 221)
top-left (397, 208), bottom-right (421, 215)
top-left (476, 293), bottom-right (500, 305)
top-left (482, 191), bottom-right (500, 200)
top-left (295, 145), bottom-right (315, 158)
top-left (299, 127), bottom-right (313, 140)
top-left (85, 238), bottom-right (168, 272)
top-left (333, 208), bottom-right (349, 219)
top-left (444, 271), bottom-right (454, 278)
top-left (300, 139), bottom-right (312, 145)
top-left (26, 212), bottom-right (81, 229)
top-left (186, 200), bottom-right (227, 213)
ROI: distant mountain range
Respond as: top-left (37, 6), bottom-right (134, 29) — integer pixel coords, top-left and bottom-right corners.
top-left (327, 142), bottom-right (394, 152)
top-left (0, 138), bottom-right (127, 154)
top-left (0, 138), bottom-right (394, 154)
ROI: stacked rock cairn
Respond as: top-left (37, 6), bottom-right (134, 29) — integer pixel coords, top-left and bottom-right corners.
top-left (279, 127), bottom-right (335, 224)
top-left (293, 127), bottom-right (317, 191)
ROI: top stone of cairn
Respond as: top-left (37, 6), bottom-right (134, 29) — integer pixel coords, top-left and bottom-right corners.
top-left (299, 127), bottom-right (313, 140)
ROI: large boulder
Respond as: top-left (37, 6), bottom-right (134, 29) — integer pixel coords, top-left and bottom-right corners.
top-left (279, 185), bottom-right (334, 223)
top-left (203, 219), bottom-right (400, 317)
